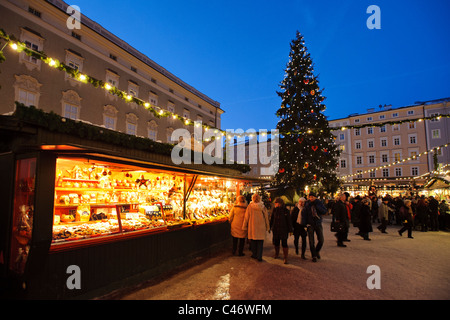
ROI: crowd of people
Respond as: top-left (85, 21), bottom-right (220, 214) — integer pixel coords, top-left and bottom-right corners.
top-left (228, 191), bottom-right (450, 264)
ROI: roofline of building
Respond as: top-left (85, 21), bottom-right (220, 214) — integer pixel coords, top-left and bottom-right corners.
top-left (45, 0), bottom-right (223, 111)
top-left (329, 97), bottom-right (450, 122)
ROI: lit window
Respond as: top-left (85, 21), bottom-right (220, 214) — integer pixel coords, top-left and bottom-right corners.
top-left (432, 129), bottom-right (440, 139)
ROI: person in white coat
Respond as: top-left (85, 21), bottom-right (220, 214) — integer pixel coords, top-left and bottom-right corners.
top-left (242, 193), bottom-right (270, 261)
top-left (229, 195), bottom-right (248, 256)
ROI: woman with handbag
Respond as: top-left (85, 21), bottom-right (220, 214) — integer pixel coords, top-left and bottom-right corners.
top-left (332, 193), bottom-right (349, 247)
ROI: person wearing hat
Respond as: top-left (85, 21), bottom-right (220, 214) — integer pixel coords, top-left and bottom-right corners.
top-left (229, 195), bottom-right (248, 256)
top-left (302, 192), bottom-right (327, 262)
top-left (270, 197), bottom-right (293, 264)
top-left (291, 197), bottom-right (307, 259)
top-left (242, 193), bottom-right (270, 261)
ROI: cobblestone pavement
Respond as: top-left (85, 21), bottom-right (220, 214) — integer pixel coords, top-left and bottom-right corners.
top-left (106, 217), bottom-right (450, 300)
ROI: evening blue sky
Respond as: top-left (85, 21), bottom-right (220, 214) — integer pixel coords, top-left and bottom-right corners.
top-left (72, 0), bottom-right (449, 131)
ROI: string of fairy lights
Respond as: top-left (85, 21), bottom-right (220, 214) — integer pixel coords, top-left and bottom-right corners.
top-left (341, 142), bottom-right (450, 182)
top-left (1, 29), bottom-right (449, 143)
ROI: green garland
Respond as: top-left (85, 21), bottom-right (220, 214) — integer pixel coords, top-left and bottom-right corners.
top-left (11, 102), bottom-right (251, 173)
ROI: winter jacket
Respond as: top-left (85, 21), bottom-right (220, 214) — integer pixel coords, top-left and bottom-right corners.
top-left (378, 202), bottom-right (393, 220)
top-left (270, 206), bottom-right (293, 240)
top-left (332, 200), bottom-right (348, 228)
top-left (302, 199), bottom-right (327, 226)
top-left (229, 204), bottom-right (247, 238)
top-left (242, 202), bottom-right (269, 240)
top-left (400, 205), bottom-right (414, 224)
top-left (359, 203), bottom-right (373, 233)
top-left (429, 198), bottom-right (439, 215)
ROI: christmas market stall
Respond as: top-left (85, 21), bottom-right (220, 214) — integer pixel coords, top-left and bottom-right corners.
top-left (0, 104), bottom-right (255, 299)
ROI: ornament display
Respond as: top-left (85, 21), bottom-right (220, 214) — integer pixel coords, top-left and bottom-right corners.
top-left (52, 159), bottom-right (235, 243)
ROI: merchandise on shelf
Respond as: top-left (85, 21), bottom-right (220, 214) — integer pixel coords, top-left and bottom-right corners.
top-left (52, 158), bottom-right (237, 245)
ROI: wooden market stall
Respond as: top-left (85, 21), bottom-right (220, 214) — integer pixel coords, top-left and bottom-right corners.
top-left (0, 105), bottom-right (258, 299)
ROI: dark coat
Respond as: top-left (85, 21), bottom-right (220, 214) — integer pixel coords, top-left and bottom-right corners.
top-left (351, 200), bottom-right (362, 226)
top-left (400, 205), bottom-right (414, 225)
top-left (429, 198), bottom-right (439, 216)
top-left (359, 203), bottom-right (373, 233)
top-left (332, 200), bottom-right (348, 224)
top-left (270, 206), bottom-right (293, 240)
top-left (302, 199), bottom-right (327, 226)
top-left (416, 204), bottom-right (430, 220)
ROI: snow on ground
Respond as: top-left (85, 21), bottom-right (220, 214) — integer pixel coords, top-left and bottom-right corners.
top-left (111, 217), bottom-right (450, 300)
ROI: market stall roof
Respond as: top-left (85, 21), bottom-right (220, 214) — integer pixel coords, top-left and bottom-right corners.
top-left (424, 175), bottom-right (450, 190)
top-left (0, 104), bottom-right (266, 183)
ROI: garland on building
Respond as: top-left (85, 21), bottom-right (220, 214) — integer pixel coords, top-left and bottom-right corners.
top-left (0, 28), bottom-right (448, 141)
top-left (341, 142), bottom-right (450, 181)
top-left (9, 102), bottom-right (251, 173)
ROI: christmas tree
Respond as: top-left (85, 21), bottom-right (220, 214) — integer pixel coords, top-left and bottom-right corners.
top-left (273, 31), bottom-right (341, 195)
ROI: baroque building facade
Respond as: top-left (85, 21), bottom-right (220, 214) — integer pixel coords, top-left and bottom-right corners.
top-left (329, 98), bottom-right (449, 194)
top-left (0, 0), bottom-right (223, 144)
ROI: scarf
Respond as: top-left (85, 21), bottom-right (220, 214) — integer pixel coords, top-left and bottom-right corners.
top-left (296, 205), bottom-right (304, 224)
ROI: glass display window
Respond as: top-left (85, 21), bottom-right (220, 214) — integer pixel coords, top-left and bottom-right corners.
top-left (185, 176), bottom-right (238, 224)
top-left (52, 157), bottom-right (239, 247)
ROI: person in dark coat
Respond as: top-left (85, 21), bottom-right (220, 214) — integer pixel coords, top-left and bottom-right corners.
top-left (428, 196), bottom-right (439, 231)
top-left (291, 197), bottom-right (307, 259)
top-left (398, 199), bottom-right (414, 238)
top-left (302, 192), bottom-right (327, 262)
top-left (332, 193), bottom-right (349, 247)
top-left (371, 195), bottom-right (379, 223)
top-left (270, 197), bottom-right (293, 264)
top-left (416, 198), bottom-right (429, 232)
top-left (439, 200), bottom-right (449, 230)
top-left (351, 195), bottom-right (362, 228)
top-left (358, 197), bottom-right (373, 240)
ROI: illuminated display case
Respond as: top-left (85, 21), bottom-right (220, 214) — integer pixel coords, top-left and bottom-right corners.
top-left (51, 157), bottom-right (238, 248)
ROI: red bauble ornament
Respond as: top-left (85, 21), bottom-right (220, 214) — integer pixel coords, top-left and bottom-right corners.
top-left (279, 168), bottom-right (285, 173)
top-left (310, 90), bottom-right (315, 95)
